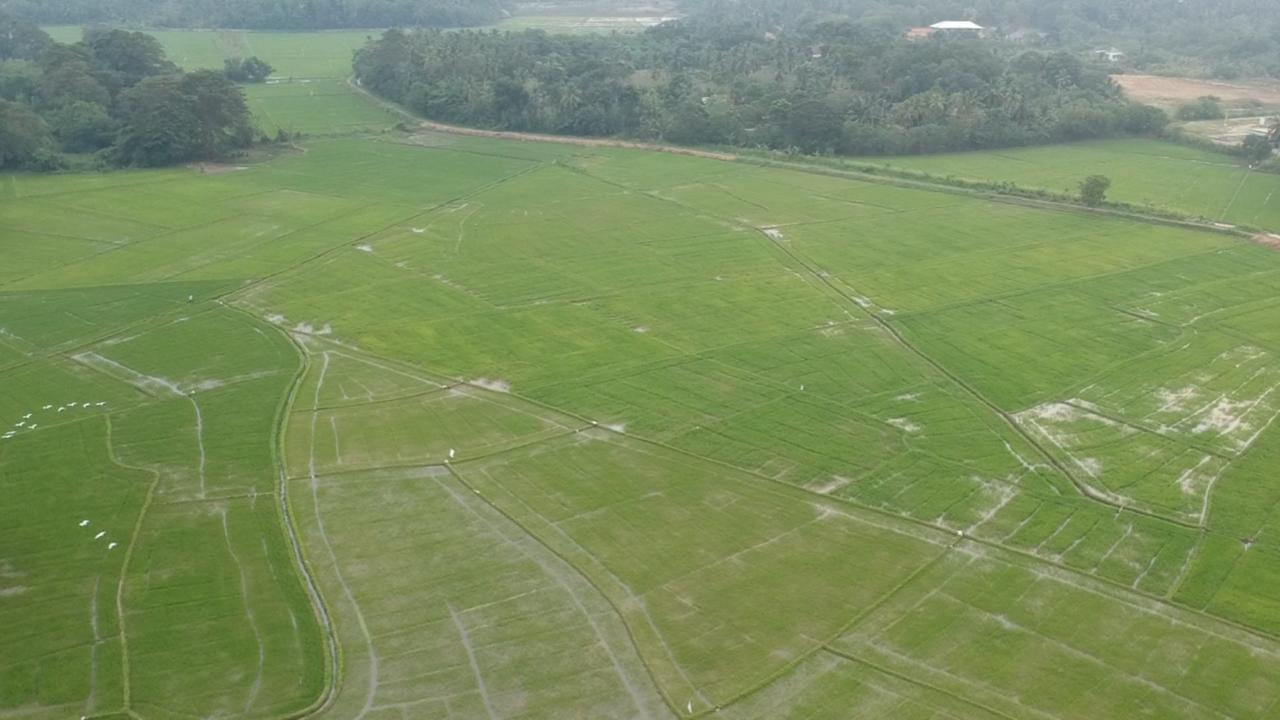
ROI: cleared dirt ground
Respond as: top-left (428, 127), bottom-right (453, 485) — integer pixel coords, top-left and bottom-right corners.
top-left (1113, 74), bottom-right (1280, 108)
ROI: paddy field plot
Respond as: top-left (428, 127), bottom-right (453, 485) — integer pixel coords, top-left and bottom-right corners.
top-left (6, 127), bottom-right (1280, 718)
top-left (43, 27), bottom-right (376, 78)
top-left (853, 139), bottom-right (1280, 231)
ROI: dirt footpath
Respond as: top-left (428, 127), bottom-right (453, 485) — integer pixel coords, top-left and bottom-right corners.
top-left (416, 119), bottom-right (738, 161)
top-left (1112, 74), bottom-right (1280, 108)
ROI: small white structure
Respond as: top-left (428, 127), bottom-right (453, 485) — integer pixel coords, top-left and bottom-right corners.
top-left (1095, 48), bottom-right (1126, 63)
top-left (930, 20), bottom-right (984, 31)
top-left (908, 21), bottom-right (985, 40)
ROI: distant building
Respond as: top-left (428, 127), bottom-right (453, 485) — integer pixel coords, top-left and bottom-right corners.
top-left (906, 21), bottom-right (986, 40)
top-left (1094, 48), bottom-right (1126, 63)
top-left (930, 20), bottom-right (984, 31)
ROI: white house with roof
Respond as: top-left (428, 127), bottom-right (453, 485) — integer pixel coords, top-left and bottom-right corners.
top-left (906, 20), bottom-right (986, 40)
top-left (930, 21), bottom-right (984, 31)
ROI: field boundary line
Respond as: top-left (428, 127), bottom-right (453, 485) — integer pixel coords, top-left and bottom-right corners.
top-left (1166, 531), bottom-right (1208, 600)
top-left (744, 156), bottom-right (1264, 240)
top-left (344, 84), bottom-right (1265, 241)
top-left (447, 604), bottom-right (500, 720)
top-left (269, 313), bottom-right (1280, 645)
top-left (755, 225), bottom-right (1204, 530)
top-left (0, 289), bottom-right (232, 376)
top-left (264, 331), bottom-right (344, 720)
top-left (299, 385), bottom-right (455, 414)
top-left (1220, 167), bottom-right (1253, 222)
top-left (1061, 400), bottom-right (1234, 461)
top-left (442, 464), bottom-right (683, 718)
top-left (104, 415), bottom-right (160, 718)
top-left (886, 244), bottom-right (1240, 323)
top-left (428, 470), bottom-right (668, 717)
top-left (294, 425), bottom-right (587, 481)
top-left (553, 407), bottom-right (1280, 644)
top-left (569, 153), bottom-right (1199, 532)
top-left (703, 544), bottom-right (957, 717)
top-left (223, 162), bottom-right (544, 309)
top-left (823, 646), bottom-right (1022, 720)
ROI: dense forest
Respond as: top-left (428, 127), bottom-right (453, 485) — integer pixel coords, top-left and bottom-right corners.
top-left (0, 0), bottom-right (507, 30)
top-left (680, 0), bottom-right (1280, 77)
top-left (0, 13), bottom-right (254, 169)
top-left (354, 23), bottom-right (1164, 156)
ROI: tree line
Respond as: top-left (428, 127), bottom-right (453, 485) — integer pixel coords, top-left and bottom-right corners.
top-left (678, 0), bottom-right (1280, 78)
top-left (353, 21), bottom-right (1166, 157)
top-left (0, 0), bottom-right (507, 30)
top-left (0, 13), bottom-right (256, 169)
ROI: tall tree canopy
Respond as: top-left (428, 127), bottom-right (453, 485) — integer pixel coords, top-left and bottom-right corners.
top-left (0, 14), bottom-right (255, 169)
top-left (678, 0), bottom-right (1280, 77)
top-left (354, 22), bottom-right (1165, 156)
top-left (0, 98), bottom-right (55, 168)
top-left (0, 10), bottom-right (50, 60)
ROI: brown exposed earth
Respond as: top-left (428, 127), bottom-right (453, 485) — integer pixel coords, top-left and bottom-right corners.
top-left (1254, 233), bottom-right (1280, 250)
top-left (1112, 74), bottom-right (1280, 108)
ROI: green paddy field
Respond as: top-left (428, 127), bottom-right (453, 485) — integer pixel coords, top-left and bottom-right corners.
top-left (5, 27), bottom-right (1280, 720)
top-left (857, 139), bottom-right (1280, 231)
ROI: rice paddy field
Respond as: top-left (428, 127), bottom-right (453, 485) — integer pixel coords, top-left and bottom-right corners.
top-left (855, 139), bottom-right (1280, 231)
top-left (6, 98), bottom-right (1280, 717)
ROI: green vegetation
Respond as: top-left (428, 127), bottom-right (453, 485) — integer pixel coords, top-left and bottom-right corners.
top-left (1078, 173), bottom-right (1110, 206)
top-left (679, 0), bottom-right (1280, 78)
top-left (355, 24), bottom-right (1164, 155)
top-left (33, 26), bottom-right (402, 141)
top-left (0, 18), bottom-right (254, 168)
top-left (5, 0), bottom-right (506, 30)
top-left (223, 56), bottom-right (274, 84)
top-left (1177, 96), bottom-right (1225, 121)
top-left (1243, 134), bottom-right (1275, 164)
top-left (850, 138), bottom-right (1280, 230)
top-left (6, 123), bottom-right (1280, 716)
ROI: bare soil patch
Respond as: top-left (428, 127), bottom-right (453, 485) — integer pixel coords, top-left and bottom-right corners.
top-left (1181, 116), bottom-right (1276, 145)
top-left (1112, 74), bottom-right (1280, 108)
top-left (1253, 233), bottom-right (1280, 250)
